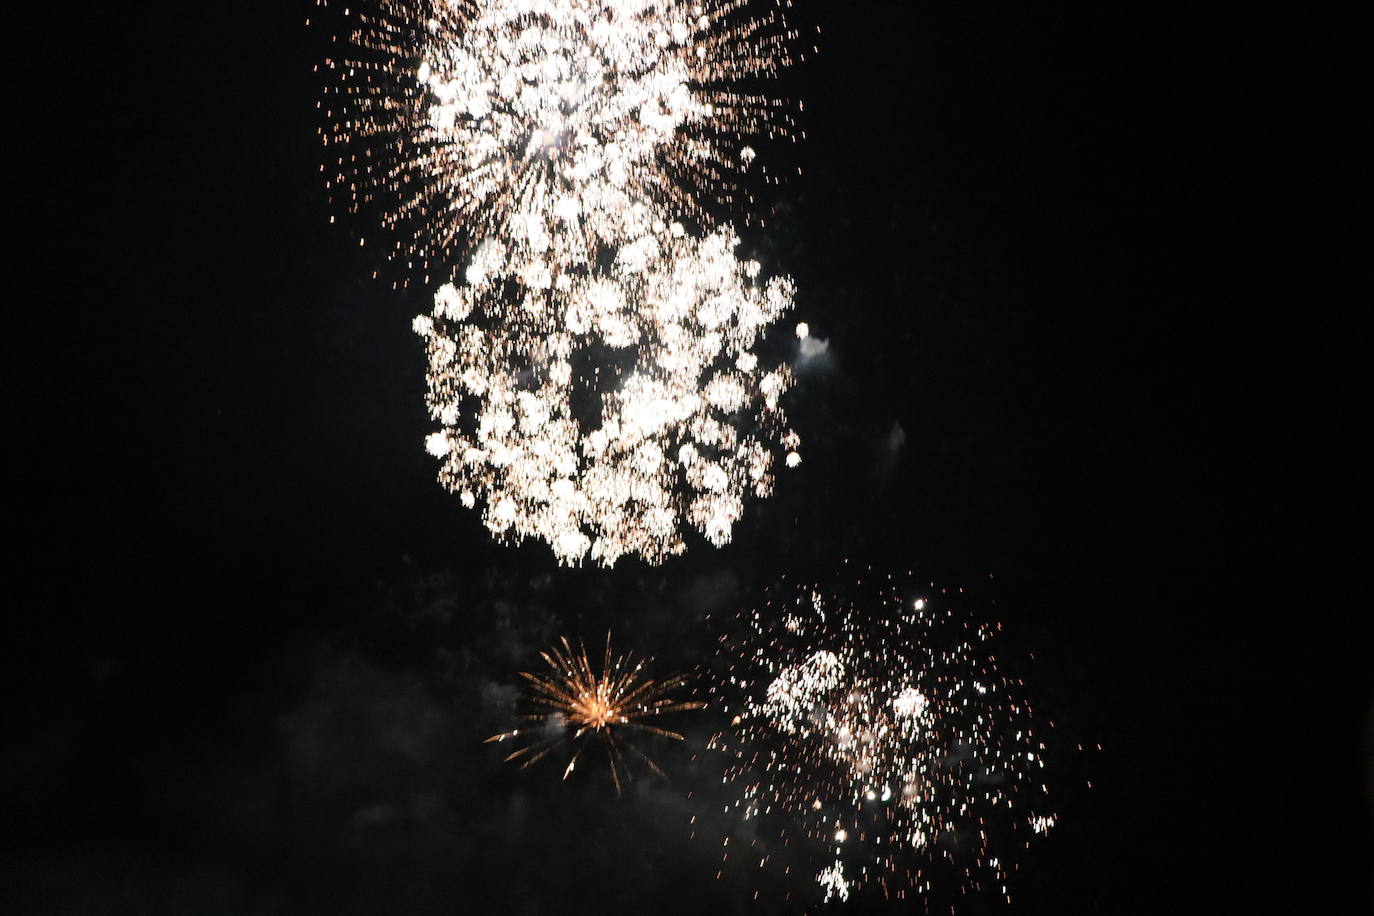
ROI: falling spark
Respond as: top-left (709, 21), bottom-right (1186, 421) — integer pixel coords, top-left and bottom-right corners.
top-left (705, 570), bottom-right (1057, 904)
top-left (487, 634), bottom-right (704, 792)
top-left (817, 858), bottom-right (850, 903)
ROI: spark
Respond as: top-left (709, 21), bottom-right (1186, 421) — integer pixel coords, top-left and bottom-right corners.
top-left (705, 570), bottom-right (1058, 904)
top-left (486, 634), bottom-right (704, 792)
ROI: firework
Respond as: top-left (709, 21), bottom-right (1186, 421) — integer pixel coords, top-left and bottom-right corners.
top-left (415, 223), bottom-right (800, 565)
top-left (316, 0), bottom-right (800, 274)
top-left (486, 634), bottom-right (704, 791)
top-left (315, 0), bottom-right (806, 564)
top-left (316, 0), bottom-right (806, 563)
top-left (704, 571), bottom-right (1056, 905)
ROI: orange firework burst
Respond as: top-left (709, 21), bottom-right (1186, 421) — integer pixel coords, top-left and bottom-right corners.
top-left (486, 635), bottom-right (703, 792)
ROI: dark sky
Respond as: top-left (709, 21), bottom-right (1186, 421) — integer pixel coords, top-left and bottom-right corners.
top-left (8, 1), bottom-right (1371, 914)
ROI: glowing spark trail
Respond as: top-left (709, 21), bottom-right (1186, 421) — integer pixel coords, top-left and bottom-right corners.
top-left (705, 571), bottom-right (1057, 905)
top-left (317, 0), bottom-right (807, 565)
top-left (486, 635), bottom-right (704, 791)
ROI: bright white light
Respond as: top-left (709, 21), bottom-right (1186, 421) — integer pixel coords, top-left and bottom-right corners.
top-left (818, 859), bottom-right (850, 903)
top-left (322, 0), bottom-right (800, 271)
top-left (712, 580), bottom-right (1058, 903)
top-left (322, 0), bottom-right (806, 564)
top-left (417, 224), bottom-right (800, 565)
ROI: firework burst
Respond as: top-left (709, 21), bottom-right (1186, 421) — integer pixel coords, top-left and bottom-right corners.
top-left (316, 0), bottom-right (808, 565)
top-left (703, 570), bottom-right (1057, 905)
top-left (414, 223), bottom-right (801, 566)
top-left (487, 634), bottom-right (704, 791)
top-left (316, 0), bottom-right (800, 275)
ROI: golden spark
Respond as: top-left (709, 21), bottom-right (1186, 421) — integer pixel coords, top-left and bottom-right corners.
top-left (486, 634), bottom-right (704, 791)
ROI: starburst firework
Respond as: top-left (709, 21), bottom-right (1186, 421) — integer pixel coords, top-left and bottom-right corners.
top-left (704, 571), bottom-right (1057, 905)
top-left (317, 0), bottom-right (799, 272)
top-left (486, 634), bottom-right (704, 791)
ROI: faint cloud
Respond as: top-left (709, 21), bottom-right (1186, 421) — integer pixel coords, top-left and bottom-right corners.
top-left (876, 421), bottom-right (907, 476)
top-left (795, 334), bottom-right (834, 373)
top-left (675, 569), bottom-right (740, 622)
top-left (480, 679), bottom-right (520, 716)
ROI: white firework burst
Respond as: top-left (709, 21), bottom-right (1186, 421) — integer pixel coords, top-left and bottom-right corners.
top-left (416, 222), bottom-right (800, 565)
top-left (705, 571), bottom-right (1058, 904)
top-left (318, 0), bottom-right (800, 272)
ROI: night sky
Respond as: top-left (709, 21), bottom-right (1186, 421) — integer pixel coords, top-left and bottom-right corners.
top-left (8, 1), bottom-right (1371, 914)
